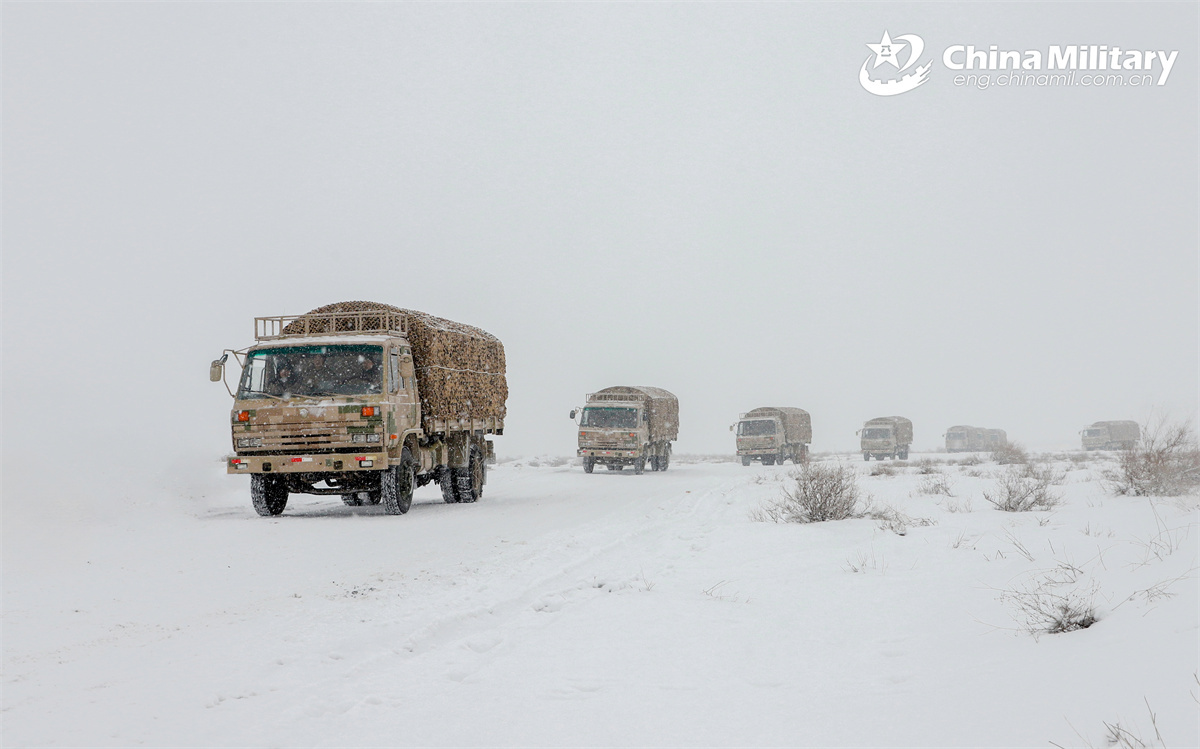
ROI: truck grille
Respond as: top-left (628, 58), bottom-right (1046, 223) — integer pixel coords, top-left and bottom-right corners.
top-left (238, 421), bottom-right (374, 454)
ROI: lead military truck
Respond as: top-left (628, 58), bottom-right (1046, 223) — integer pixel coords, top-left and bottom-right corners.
top-left (211, 302), bottom-right (507, 516)
top-left (859, 416), bottom-right (914, 460)
top-left (571, 386), bottom-right (679, 474)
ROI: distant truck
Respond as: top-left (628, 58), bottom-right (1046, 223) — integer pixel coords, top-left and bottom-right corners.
top-left (1081, 420), bottom-right (1140, 451)
top-left (210, 301), bottom-right (507, 516)
top-left (571, 386), bottom-right (678, 474)
top-left (945, 426), bottom-right (1008, 452)
top-left (733, 407), bottom-right (812, 466)
top-left (859, 416), bottom-right (913, 460)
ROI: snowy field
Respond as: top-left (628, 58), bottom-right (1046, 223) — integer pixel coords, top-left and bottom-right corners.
top-left (4, 453), bottom-right (1197, 748)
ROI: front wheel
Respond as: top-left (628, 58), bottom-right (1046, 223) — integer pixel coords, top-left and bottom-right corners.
top-left (898, 447), bottom-right (909, 460)
top-left (633, 457), bottom-right (645, 475)
top-left (381, 448), bottom-right (415, 515)
top-left (251, 474), bottom-right (288, 516)
top-left (658, 451), bottom-right (670, 472)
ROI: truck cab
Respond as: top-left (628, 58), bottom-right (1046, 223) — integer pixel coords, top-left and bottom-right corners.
top-left (736, 417), bottom-right (783, 464)
top-left (575, 401), bottom-right (647, 472)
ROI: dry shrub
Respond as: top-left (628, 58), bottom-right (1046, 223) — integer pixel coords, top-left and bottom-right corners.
top-left (869, 463), bottom-right (897, 477)
top-left (913, 458), bottom-right (941, 474)
top-left (755, 463), bottom-right (865, 523)
top-left (916, 473), bottom-right (954, 496)
top-left (984, 464), bottom-right (1061, 511)
top-left (1001, 562), bottom-right (1098, 637)
top-left (1109, 416), bottom-right (1200, 497)
top-left (991, 441), bottom-right (1029, 465)
top-left (959, 454), bottom-right (983, 466)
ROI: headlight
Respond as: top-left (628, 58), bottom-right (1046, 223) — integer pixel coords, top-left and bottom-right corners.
top-left (237, 437), bottom-right (263, 448)
top-left (351, 433), bottom-right (381, 444)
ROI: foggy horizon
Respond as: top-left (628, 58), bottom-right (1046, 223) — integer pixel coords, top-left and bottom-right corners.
top-left (4, 3), bottom-right (1196, 486)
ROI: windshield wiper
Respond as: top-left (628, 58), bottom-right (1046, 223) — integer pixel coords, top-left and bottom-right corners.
top-left (240, 390), bottom-right (284, 401)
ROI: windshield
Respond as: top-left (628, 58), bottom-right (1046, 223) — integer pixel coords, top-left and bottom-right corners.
top-left (237, 345), bottom-right (383, 399)
top-left (1085, 429), bottom-right (1105, 437)
top-left (738, 420), bottom-right (776, 436)
top-left (863, 428), bottom-right (892, 439)
top-left (581, 407), bottom-right (638, 429)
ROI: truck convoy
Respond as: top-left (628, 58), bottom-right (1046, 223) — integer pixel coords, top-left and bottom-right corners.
top-left (859, 416), bottom-right (913, 460)
top-left (210, 301), bottom-right (507, 516)
top-left (1080, 420), bottom-right (1140, 450)
top-left (944, 426), bottom-right (1008, 452)
top-left (571, 386), bottom-right (679, 474)
top-left (733, 407), bottom-right (812, 466)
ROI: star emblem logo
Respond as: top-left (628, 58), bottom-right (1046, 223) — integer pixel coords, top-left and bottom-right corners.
top-left (866, 31), bottom-right (905, 69)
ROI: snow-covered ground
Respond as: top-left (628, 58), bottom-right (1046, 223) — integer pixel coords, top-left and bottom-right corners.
top-left (4, 453), bottom-right (1196, 747)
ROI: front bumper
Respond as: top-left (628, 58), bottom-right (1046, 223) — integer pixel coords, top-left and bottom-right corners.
top-left (579, 448), bottom-right (640, 460)
top-left (227, 451), bottom-right (388, 474)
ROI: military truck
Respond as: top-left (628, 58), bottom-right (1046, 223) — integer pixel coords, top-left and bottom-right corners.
top-left (570, 386), bottom-right (678, 474)
top-left (1080, 420), bottom-right (1140, 451)
top-left (732, 407), bottom-right (812, 466)
top-left (944, 426), bottom-right (984, 452)
top-left (210, 301), bottom-right (507, 516)
top-left (859, 416), bottom-right (913, 460)
top-left (944, 425), bottom-right (1007, 452)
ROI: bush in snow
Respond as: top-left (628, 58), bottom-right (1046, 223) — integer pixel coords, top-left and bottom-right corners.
top-left (913, 458), bottom-right (941, 475)
top-left (991, 441), bottom-right (1029, 465)
top-left (869, 462), bottom-right (897, 477)
top-left (983, 464), bottom-right (1060, 512)
top-left (916, 472), bottom-right (954, 496)
top-left (1108, 416), bottom-right (1200, 497)
top-left (756, 463), bottom-right (865, 523)
top-left (1001, 561), bottom-right (1097, 637)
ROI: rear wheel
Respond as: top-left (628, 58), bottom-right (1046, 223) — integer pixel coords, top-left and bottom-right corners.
top-left (451, 445), bottom-right (485, 503)
top-left (381, 448), bottom-right (415, 515)
top-left (440, 468), bottom-right (459, 503)
top-left (251, 475), bottom-right (288, 516)
top-left (741, 456), bottom-right (752, 466)
top-left (583, 457), bottom-right (595, 474)
top-left (863, 453), bottom-right (870, 461)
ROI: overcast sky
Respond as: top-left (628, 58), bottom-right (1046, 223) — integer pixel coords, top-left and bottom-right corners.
top-left (3, 3), bottom-right (1195, 503)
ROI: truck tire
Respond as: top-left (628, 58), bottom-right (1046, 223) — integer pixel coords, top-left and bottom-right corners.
top-left (381, 448), bottom-right (415, 515)
top-left (863, 453), bottom-right (870, 461)
top-left (451, 445), bottom-right (485, 503)
top-left (898, 447), bottom-right (909, 460)
top-left (659, 451), bottom-right (669, 471)
top-left (779, 451), bottom-right (789, 465)
top-left (741, 456), bottom-right (752, 466)
top-left (583, 457), bottom-right (595, 473)
top-left (633, 457), bottom-right (645, 475)
top-left (251, 475), bottom-right (288, 517)
top-left (440, 468), bottom-right (459, 503)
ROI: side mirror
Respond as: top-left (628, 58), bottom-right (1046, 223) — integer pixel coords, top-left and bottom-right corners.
top-left (643, 412), bottom-right (649, 422)
top-left (729, 424), bottom-right (734, 432)
top-left (209, 359), bottom-right (225, 383)
top-left (569, 409), bottom-right (577, 420)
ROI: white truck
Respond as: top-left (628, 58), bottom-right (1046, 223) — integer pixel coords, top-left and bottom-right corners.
top-left (733, 407), bottom-right (812, 466)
